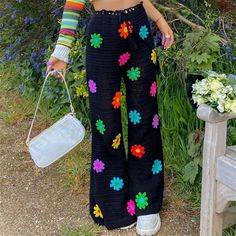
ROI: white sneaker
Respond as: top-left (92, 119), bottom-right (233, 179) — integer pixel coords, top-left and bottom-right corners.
top-left (136, 213), bottom-right (161, 236)
top-left (119, 221), bottom-right (136, 230)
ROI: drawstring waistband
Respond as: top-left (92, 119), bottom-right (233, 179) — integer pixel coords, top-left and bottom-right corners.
top-left (94, 1), bottom-right (143, 15)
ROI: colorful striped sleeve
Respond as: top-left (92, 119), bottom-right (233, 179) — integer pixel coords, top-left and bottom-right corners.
top-left (51, 0), bottom-right (85, 63)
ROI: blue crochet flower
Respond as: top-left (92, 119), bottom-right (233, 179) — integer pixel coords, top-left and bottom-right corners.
top-left (129, 110), bottom-right (141, 125)
top-left (139, 25), bottom-right (149, 40)
top-left (152, 159), bottom-right (162, 175)
top-left (110, 177), bottom-right (124, 191)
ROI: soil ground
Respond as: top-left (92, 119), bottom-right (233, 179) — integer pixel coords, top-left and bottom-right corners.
top-left (0, 91), bottom-right (199, 236)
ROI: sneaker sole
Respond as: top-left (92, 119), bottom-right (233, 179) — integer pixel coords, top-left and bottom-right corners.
top-left (119, 221), bottom-right (137, 230)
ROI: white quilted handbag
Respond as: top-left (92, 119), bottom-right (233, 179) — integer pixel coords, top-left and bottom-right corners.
top-left (26, 70), bottom-right (85, 168)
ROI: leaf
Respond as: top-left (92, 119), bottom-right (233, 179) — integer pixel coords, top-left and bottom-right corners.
top-left (194, 156), bottom-right (202, 167)
top-left (183, 161), bottom-right (199, 184)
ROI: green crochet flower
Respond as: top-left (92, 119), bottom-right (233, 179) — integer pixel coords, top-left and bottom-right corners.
top-left (96, 119), bottom-right (106, 134)
top-left (127, 67), bottom-right (141, 81)
top-left (135, 192), bottom-right (148, 209)
top-left (90, 33), bottom-right (103, 48)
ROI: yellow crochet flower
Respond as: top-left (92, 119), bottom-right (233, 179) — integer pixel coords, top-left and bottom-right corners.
top-left (112, 133), bottom-right (121, 149)
top-left (151, 49), bottom-right (157, 64)
top-left (93, 204), bottom-right (103, 218)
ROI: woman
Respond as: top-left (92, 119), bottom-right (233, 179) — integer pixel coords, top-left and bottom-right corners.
top-left (47, 0), bottom-right (174, 235)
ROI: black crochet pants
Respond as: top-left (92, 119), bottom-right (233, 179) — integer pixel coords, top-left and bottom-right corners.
top-left (85, 1), bottom-right (164, 230)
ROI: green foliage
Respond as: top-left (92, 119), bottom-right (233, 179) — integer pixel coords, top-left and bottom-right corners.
top-left (182, 29), bottom-right (222, 72)
top-left (183, 131), bottom-right (203, 184)
top-left (64, 223), bottom-right (103, 236)
top-left (57, 134), bottom-right (91, 193)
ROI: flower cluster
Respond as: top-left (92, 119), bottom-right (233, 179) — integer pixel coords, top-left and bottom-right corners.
top-left (192, 71), bottom-right (236, 113)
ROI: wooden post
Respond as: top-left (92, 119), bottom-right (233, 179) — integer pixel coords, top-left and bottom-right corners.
top-left (199, 121), bottom-right (227, 236)
top-left (197, 104), bottom-right (236, 236)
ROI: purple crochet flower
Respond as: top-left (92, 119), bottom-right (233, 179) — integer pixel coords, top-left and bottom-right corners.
top-left (93, 159), bottom-right (105, 173)
top-left (88, 79), bottom-right (97, 93)
top-left (152, 114), bottom-right (159, 128)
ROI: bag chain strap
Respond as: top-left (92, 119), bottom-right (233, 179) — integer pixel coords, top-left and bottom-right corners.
top-left (26, 70), bottom-right (75, 145)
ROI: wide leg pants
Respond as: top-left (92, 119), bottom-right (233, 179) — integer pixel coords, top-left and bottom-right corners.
top-left (85, 1), bottom-right (164, 230)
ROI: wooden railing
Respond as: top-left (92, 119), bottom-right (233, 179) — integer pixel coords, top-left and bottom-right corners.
top-left (197, 104), bottom-right (236, 236)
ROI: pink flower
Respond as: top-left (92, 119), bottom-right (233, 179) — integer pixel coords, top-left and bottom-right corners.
top-left (127, 199), bottom-right (136, 216)
top-left (118, 52), bottom-right (131, 66)
top-left (152, 114), bottom-right (159, 128)
top-left (150, 81), bottom-right (157, 97)
top-left (88, 79), bottom-right (97, 93)
top-left (93, 159), bottom-right (105, 173)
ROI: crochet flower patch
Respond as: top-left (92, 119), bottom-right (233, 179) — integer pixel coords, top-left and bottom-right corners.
top-left (96, 119), bottom-right (106, 134)
top-left (112, 133), bottom-right (121, 149)
top-left (130, 144), bottom-right (145, 158)
top-left (88, 79), bottom-right (97, 93)
top-left (139, 25), bottom-right (149, 40)
top-left (118, 52), bottom-right (131, 66)
top-left (112, 91), bottom-right (122, 109)
top-left (150, 81), bottom-right (157, 97)
top-left (93, 159), bottom-right (105, 173)
top-left (90, 33), bottom-right (103, 48)
top-left (151, 49), bottom-right (157, 64)
top-left (152, 159), bottom-right (162, 175)
top-left (93, 204), bottom-right (103, 218)
top-left (110, 177), bottom-right (124, 191)
top-left (152, 114), bottom-right (159, 128)
top-left (127, 67), bottom-right (141, 81)
top-left (118, 21), bottom-right (133, 39)
top-left (135, 192), bottom-right (149, 209)
top-left (129, 110), bottom-right (141, 125)
top-left (127, 199), bottom-right (136, 216)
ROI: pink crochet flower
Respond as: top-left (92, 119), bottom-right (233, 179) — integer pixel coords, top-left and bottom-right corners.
top-left (118, 52), bottom-right (131, 66)
top-left (150, 81), bottom-right (157, 97)
top-left (93, 159), bottom-right (105, 173)
top-left (88, 79), bottom-right (97, 93)
top-left (127, 199), bottom-right (136, 216)
top-left (152, 114), bottom-right (159, 128)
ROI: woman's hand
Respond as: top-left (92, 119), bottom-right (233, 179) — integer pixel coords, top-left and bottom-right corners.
top-left (156, 17), bottom-right (174, 49)
top-left (46, 56), bottom-right (67, 81)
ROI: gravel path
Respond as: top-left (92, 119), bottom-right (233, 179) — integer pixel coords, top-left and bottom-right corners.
top-left (0, 102), bottom-right (199, 236)
top-left (0, 119), bottom-right (90, 235)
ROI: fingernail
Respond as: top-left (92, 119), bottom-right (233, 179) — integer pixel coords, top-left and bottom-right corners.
top-left (46, 61), bottom-right (53, 66)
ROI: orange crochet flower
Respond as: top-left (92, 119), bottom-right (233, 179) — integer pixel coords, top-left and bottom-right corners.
top-left (130, 144), bottom-right (145, 158)
top-left (112, 91), bottom-right (122, 109)
top-left (118, 21), bottom-right (133, 39)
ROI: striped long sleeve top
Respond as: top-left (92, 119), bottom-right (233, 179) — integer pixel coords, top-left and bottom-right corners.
top-left (51, 0), bottom-right (87, 63)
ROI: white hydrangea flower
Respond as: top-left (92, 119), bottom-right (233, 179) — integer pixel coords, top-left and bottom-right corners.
top-left (209, 92), bottom-right (218, 102)
top-left (216, 90), bottom-right (227, 101)
top-left (224, 99), bottom-right (232, 112)
top-left (191, 72), bottom-right (236, 114)
top-left (208, 80), bottom-right (224, 91)
top-left (217, 103), bottom-right (225, 113)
